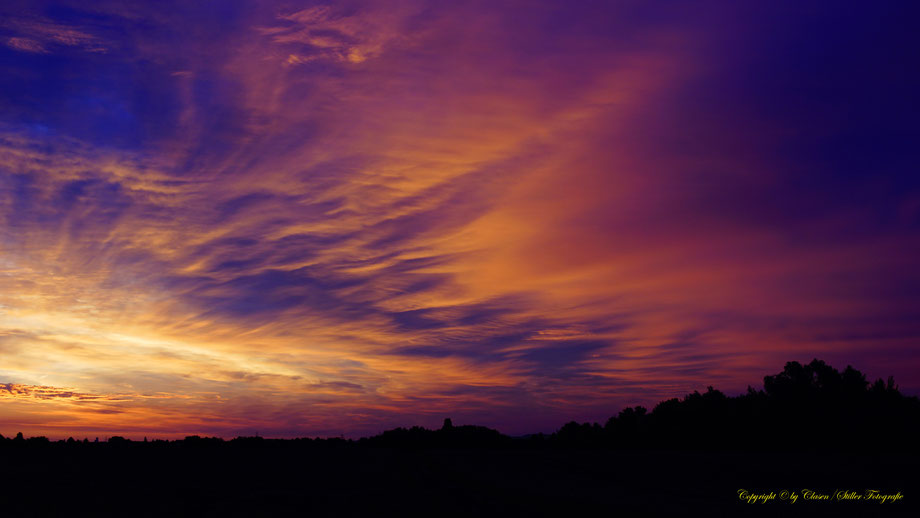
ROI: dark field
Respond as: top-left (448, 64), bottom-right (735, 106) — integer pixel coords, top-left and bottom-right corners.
top-left (1, 441), bottom-right (916, 517)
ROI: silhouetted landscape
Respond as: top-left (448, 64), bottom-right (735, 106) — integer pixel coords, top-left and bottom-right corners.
top-left (1, 359), bottom-right (916, 516)
top-left (4, 0), bottom-right (920, 515)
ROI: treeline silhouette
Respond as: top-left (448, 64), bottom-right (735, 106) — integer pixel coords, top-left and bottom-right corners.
top-left (554, 358), bottom-right (920, 450)
top-left (1, 359), bottom-right (916, 517)
top-left (2, 359), bottom-right (917, 451)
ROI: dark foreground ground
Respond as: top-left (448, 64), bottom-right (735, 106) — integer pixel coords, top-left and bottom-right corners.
top-left (0, 443), bottom-right (916, 517)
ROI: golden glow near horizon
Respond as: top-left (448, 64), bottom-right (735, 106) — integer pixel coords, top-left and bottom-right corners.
top-left (1, 1), bottom-right (919, 438)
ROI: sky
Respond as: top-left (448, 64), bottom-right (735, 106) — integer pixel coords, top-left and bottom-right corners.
top-left (1, 0), bottom-right (919, 439)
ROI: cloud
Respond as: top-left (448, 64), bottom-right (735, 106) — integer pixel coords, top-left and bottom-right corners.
top-left (0, 0), bottom-right (918, 439)
top-left (1, 17), bottom-right (108, 54)
top-left (263, 4), bottom-right (417, 64)
top-left (0, 383), bottom-right (118, 401)
top-left (6, 37), bottom-right (47, 53)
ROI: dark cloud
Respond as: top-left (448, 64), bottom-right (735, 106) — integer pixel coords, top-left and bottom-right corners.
top-left (0, 383), bottom-right (104, 400)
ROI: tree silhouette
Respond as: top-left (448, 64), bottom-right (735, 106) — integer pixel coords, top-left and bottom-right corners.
top-left (546, 358), bottom-right (920, 451)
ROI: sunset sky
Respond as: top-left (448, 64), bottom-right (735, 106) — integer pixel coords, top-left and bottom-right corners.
top-left (1, 0), bottom-right (918, 439)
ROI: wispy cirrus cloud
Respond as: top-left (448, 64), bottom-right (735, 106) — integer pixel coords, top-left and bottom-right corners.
top-left (262, 4), bottom-right (416, 64)
top-left (2, 16), bottom-right (108, 54)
